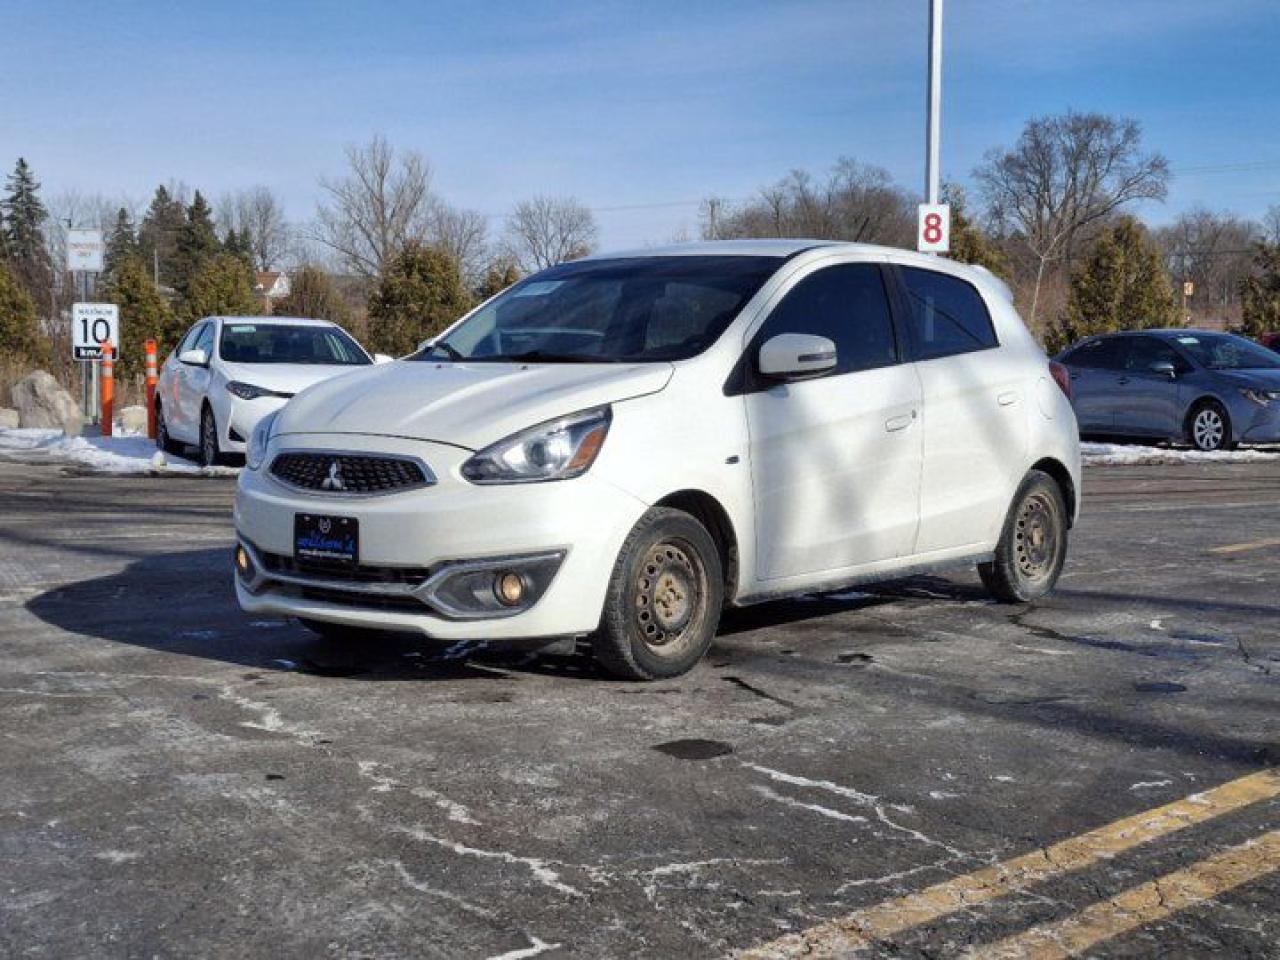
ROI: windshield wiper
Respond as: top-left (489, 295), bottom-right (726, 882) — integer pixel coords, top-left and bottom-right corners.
top-left (490, 350), bottom-right (614, 363)
top-left (420, 341), bottom-right (464, 361)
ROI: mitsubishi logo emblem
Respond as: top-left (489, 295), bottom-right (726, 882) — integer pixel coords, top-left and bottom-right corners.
top-left (321, 461), bottom-right (346, 491)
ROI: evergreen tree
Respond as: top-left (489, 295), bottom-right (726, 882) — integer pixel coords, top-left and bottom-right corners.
top-left (103, 207), bottom-right (139, 281)
top-left (182, 253), bottom-right (261, 322)
top-left (100, 255), bottom-right (178, 380)
top-left (274, 265), bottom-right (352, 326)
top-left (477, 258), bottom-right (522, 301)
top-left (172, 190), bottom-right (219, 299)
top-left (942, 185), bottom-right (1010, 282)
top-left (1239, 241), bottom-right (1280, 338)
top-left (138, 185), bottom-right (187, 290)
top-left (221, 226), bottom-right (255, 269)
top-left (367, 243), bottom-right (472, 356)
top-left (1, 157), bottom-right (54, 302)
top-left (1048, 217), bottom-right (1175, 352)
top-left (0, 259), bottom-right (45, 361)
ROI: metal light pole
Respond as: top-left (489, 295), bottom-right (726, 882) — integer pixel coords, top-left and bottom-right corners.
top-left (925, 0), bottom-right (943, 206)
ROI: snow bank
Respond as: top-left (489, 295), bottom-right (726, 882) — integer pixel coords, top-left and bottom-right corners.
top-left (0, 428), bottom-right (239, 476)
top-left (1081, 441), bottom-right (1280, 467)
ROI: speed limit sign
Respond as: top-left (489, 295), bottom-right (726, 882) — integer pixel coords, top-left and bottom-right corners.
top-left (917, 203), bottom-right (951, 253)
top-left (72, 303), bottom-right (120, 361)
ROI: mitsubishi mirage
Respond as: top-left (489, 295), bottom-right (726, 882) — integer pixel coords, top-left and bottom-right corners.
top-left (234, 241), bottom-right (1081, 679)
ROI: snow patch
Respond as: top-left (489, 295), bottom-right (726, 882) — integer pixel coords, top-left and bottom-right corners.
top-left (1082, 441), bottom-right (1280, 467)
top-left (0, 428), bottom-right (239, 476)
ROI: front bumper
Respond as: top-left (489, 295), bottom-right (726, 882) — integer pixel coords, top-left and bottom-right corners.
top-left (1237, 402), bottom-right (1280, 443)
top-left (233, 433), bottom-right (648, 640)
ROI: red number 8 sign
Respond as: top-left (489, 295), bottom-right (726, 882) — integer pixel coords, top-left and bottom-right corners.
top-left (917, 204), bottom-right (950, 253)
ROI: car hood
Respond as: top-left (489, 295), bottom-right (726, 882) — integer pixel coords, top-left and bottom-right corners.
top-left (274, 360), bottom-right (675, 449)
top-left (219, 362), bottom-right (366, 396)
top-left (1211, 368), bottom-right (1280, 391)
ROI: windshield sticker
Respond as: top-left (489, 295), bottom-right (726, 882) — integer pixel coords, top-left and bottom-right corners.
top-left (229, 325), bottom-right (258, 333)
top-left (512, 280), bottom-right (564, 298)
top-left (1177, 336), bottom-right (1199, 344)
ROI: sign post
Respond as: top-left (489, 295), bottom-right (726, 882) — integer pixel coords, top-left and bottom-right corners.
top-left (72, 302), bottom-right (120, 429)
top-left (918, 0), bottom-right (950, 255)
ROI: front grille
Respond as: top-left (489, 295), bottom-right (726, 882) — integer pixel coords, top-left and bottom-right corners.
top-left (260, 550), bottom-right (432, 585)
top-left (269, 452), bottom-right (432, 495)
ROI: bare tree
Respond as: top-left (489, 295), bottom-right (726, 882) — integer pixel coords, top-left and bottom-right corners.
top-left (313, 135), bottom-right (435, 281)
top-left (974, 112), bottom-right (1170, 326)
top-left (216, 186), bottom-right (290, 271)
top-left (503, 196), bottom-right (598, 272)
top-left (1154, 208), bottom-right (1261, 326)
top-left (1262, 204), bottom-right (1280, 246)
top-left (701, 159), bottom-right (915, 247)
top-left (430, 202), bottom-right (489, 286)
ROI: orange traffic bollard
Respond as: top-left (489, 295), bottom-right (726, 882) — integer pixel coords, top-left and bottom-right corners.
top-left (145, 338), bottom-right (158, 439)
top-left (101, 341), bottom-right (114, 438)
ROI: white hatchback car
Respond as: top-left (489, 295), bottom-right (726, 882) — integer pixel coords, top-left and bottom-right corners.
top-left (234, 241), bottom-right (1081, 679)
top-left (156, 316), bottom-right (376, 466)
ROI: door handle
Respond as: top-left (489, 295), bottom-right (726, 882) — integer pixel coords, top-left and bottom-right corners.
top-left (885, 413), bottom-right (914, 432)
top-left (1117, 376), bottom-right (1130, 385)
top-left (997, 391), bottom-right (1019, 406)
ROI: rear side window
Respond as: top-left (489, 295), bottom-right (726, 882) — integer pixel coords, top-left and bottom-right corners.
top-left (1064, 337), bottom-right (1128, 370)
top-left (898, 267), bottom-right (997, 360)
top-left (756, 263), bottom-right (898, 375)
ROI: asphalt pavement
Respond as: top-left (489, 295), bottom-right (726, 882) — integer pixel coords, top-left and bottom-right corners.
top-left (0, 457), bottom-right (1276, 959)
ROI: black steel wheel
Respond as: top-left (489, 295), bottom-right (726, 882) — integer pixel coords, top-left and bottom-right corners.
top-left (979, 469), bottom-right (1069, 603)
top-left (199, 405), bottom-right (222, 467)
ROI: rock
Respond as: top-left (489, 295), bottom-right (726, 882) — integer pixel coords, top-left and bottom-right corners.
top-left (0, 408), bottom-right (18, 430)
top-left (10, 370), bottom-right (83, 435)
top-left (118, 405), bottom-right (148, 435)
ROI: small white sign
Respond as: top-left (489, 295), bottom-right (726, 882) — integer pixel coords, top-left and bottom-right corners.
top-left (72, 303), bottom-right (120, 361)
top-left (917, 203), bottom-right (951, 253)
top-left (67, 229), bottom-right (105, 272)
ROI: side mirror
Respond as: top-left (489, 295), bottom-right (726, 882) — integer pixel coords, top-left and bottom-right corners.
top-left (758, 333), bottom-right (837, 381)
top-left (1150, 361), bottom-right (1177, 378)
top-left (178, 348), bottom-right (208, 367)
top-left (373, 353), bottom-right (394, 365)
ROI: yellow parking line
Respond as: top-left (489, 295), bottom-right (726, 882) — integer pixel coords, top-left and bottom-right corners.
top-left (735, 769), bottom-right (1280, 959)
top-left (1209, 537), bottom-right (1280, 555)
top-left (971, 830), bottom-right (1280, 959)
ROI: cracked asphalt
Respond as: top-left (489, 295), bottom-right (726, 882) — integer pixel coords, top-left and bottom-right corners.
top-left (0, 457), bottom-right (1276, 958)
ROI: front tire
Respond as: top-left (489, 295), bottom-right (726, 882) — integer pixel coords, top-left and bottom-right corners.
top-left (978, 470), bottom-right (1069, 603)
top-left (592, 507), bottom-right (724, 680)
top-left (1187, 400), bottom-right (1234, 452)
top-left (199, 405), bottom-right (223, 467)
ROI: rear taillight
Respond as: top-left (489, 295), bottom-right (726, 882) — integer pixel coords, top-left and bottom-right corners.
top-left (1049, 360), bottom-right (1072, 400)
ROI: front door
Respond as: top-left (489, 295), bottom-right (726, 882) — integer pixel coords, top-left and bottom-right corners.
top-left (1115, 336), bottom-right (1188, 437)
top-left (745, 261), bottom-right (922, 581)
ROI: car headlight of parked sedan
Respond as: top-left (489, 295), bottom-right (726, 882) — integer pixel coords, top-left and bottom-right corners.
top-left (461, 407), bottom-right (611, 484)
top-left (1240, 388), bottom-right (1280, 407)
top-left (227, 380), bottom-right (286, 401)
top-left (246, 410), bottom-right (280, 471)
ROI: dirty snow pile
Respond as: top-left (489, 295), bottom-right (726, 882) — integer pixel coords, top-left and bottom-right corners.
top-left (1081, 441), bottom-right (1280, 467)
top-left (0, 428), bottom-right (239, 476)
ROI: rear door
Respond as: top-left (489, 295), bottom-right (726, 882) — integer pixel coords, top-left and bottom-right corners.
top-left (1115, 336), bottom-right (1190, 437)
top-left (891, 265), bottom-right (1027, 554)
top-left (744, 261), bottom-right (923, 580)
top-left (1062, 337), bottom-right (1129, 432)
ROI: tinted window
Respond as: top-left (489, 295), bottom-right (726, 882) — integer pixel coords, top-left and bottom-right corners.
top-left (756, 264), bottom-right (898, 375)
top-left (1064, 337), bottom-right (1128, 370)
top-left (177, 322), bottom-right (205, 355)
top-left (899, 267), bottom-right (997, 359)
top-left (1126, 337), bottom-right (1189, 373)
top-left (425, 256), bottom-right (781, 363)
top-left (219, 323), bottom-right (371, 365)
top-left (1172, 332), bottom-right (1280, 370)
top-left (193, 323), bottom-right (215, 356)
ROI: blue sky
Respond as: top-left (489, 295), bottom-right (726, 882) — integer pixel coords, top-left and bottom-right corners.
top-left (3, 0), bottom-right (1278, 249)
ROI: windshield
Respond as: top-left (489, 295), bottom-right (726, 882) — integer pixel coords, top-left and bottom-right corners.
top-left (417, 255), bottom-right (783, 363)
top-left (1172, 333), bottom-right (1280, 371)
top-left (219, 323), bottom-right (371, 365)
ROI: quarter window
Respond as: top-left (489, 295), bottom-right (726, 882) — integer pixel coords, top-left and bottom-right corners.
top-left (755, 264), bottom-right (898, 375)
top-left (898, 267), bottom-right (997, 359)
top-left (1065, 337), bottom-right (1128, 370)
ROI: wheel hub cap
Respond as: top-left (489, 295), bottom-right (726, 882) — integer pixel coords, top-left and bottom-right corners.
top-left (634, 543), bottom-right (699, 647)
top-left (1194, 410), bottom-right (1223, 449)
top-left (1014, 493), bottom-right (1057, 579)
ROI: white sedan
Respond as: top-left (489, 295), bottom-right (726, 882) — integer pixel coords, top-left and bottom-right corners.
top-left (156, 316), bottom-right (379, 466)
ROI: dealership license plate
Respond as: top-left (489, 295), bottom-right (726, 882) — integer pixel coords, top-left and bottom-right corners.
top-left (294, 514), bottom-right (359, 567)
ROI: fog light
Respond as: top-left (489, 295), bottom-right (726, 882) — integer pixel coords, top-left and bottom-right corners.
top-left (235, 544), bottom-right (252, 577)
top-left (495, 571), bottom-right (525, 606)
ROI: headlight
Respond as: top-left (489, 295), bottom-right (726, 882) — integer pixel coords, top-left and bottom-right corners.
top-left (227, 381), bottom-right (276, 400)
top-left (461, 407), bottom-right (611, 484)
top-left (1240, 388), bottom-right (1280, 406)
top-left (246, 410), bottom-right (280, 471)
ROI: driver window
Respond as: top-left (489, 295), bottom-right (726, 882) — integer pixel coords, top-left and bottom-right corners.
top-left (1126, 337), bottom-right (1186, 374)
top-left (756, 264), bottom-right (898, 375)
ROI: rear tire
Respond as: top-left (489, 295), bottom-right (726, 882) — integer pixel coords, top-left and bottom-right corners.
top-left (978, 469), bottom-right (1068, 603)
top-left (155, 402), bottom-right (182, 456)
top-left (591, 507), bottom-right (724, 680)
top-left (1187, 400), bottom-right (1234, 452)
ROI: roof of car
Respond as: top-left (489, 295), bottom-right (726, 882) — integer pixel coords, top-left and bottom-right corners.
top-left (1088, 328), bottom-right (1231, 339)
top-left (208, 315), bottom-right (335, 327)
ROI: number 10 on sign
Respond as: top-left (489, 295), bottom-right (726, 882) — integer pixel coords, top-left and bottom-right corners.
top-left (917, 203), bottom-right (950, 253)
